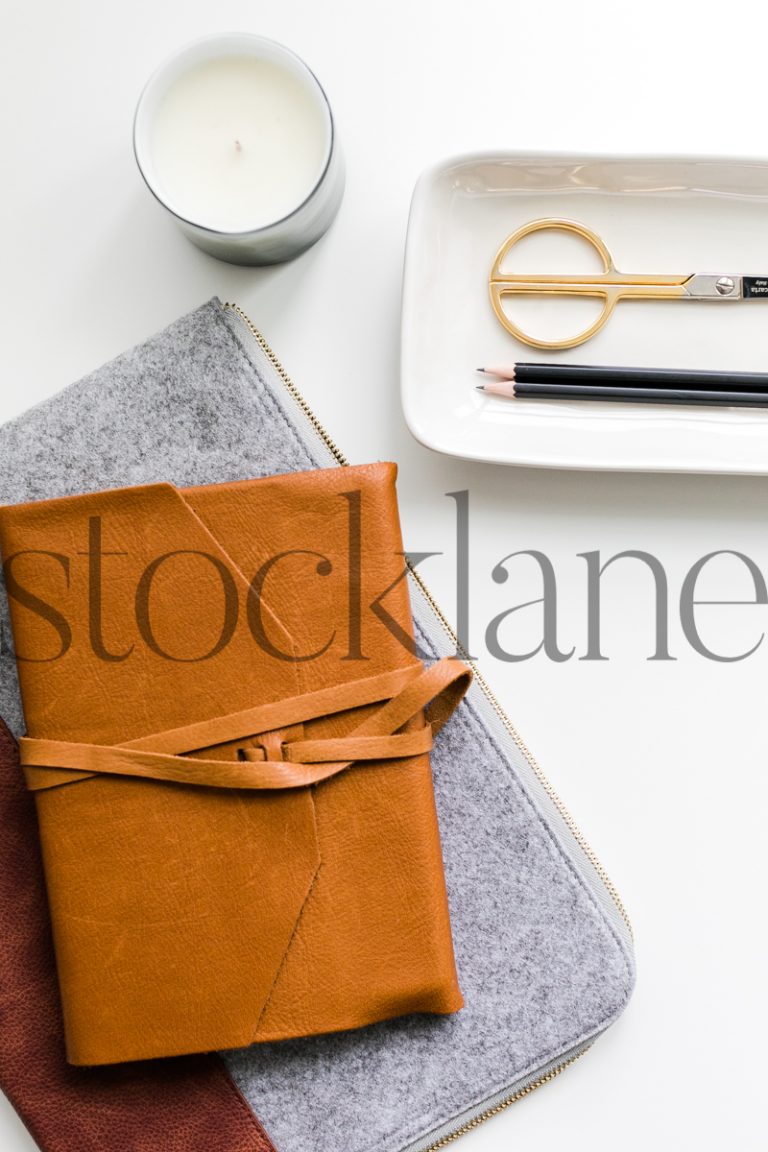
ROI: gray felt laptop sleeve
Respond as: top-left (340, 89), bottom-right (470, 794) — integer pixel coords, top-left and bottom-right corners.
top-left (0, 299), bottom-right (634, 1152)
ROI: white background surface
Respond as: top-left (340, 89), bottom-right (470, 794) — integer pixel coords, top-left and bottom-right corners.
top-left (1, 2), bottom-right (766, 1149)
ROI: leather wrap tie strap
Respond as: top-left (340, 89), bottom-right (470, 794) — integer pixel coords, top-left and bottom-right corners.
top-left (21, 657), bottom-right (471, 793)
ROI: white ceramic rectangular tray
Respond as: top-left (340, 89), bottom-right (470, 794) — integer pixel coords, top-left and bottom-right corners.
top-left (401, 152), bottom-right (768, 473)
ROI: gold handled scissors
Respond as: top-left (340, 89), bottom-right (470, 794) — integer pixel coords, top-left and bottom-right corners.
top-left (489, 217), bottom-right (768, 350)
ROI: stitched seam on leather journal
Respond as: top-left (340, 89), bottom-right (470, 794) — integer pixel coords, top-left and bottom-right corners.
top-left (253, 846), bottom-right (323, 1038)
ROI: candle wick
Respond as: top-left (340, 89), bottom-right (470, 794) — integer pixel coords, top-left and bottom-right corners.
top-left (234, 139), bottom-right (242, 153)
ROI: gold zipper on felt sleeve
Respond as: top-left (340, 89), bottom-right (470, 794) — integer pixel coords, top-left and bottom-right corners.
top-left (223, 301), bottom-right (628, 1148)
top-left (225, 302), bottom-right (349, 466)
top-left (425, 1047), bottom-right (589, 1150)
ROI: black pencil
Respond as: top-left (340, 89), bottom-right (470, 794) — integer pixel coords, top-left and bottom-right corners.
top-left (478, 362), bottom-right (768, 391)
top-left (476, 381), bottom-right (768, 408)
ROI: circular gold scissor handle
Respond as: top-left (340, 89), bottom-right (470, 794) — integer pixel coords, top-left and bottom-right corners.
top-left (489, 218), bottom-right (619, 350)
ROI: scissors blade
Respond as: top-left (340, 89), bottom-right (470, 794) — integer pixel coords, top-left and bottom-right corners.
top-left (683, 274), bottom-right (768, 300)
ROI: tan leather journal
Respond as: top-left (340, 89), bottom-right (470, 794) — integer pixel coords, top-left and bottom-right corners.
top-left (0, 463), bottom-right (470, 1067)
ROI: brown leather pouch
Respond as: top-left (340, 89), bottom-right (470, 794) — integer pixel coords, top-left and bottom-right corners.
top-left (0, 462), bottom-right (469, 1067)
top-left (0, 718), bottom-right (275, 1152)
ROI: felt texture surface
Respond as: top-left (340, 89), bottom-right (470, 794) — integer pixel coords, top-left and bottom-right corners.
top-left (0, 299), bottom-right (634, 1152)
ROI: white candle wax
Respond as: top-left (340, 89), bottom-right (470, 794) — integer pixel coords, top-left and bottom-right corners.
top-left (134, 35), bottom-right (344, 264)
top-left (150, 56), bottom-right (328, 234)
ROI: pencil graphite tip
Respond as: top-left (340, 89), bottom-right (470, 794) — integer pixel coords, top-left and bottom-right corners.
top-left (476, 379), bottom-right (516, 399)
top-left (477, 365), bottom-right (516, 381)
